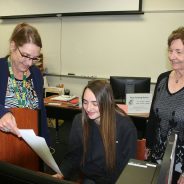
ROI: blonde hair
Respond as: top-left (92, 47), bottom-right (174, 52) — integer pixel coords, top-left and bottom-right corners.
top-left (10, 22), bottom-right (42, 48)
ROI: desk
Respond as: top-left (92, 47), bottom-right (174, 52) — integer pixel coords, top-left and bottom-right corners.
top-left (44, 95), bottom-right (81, 143)
top-left (129, 114), bottom-right (149, 139)
top-left (128, 113), bottom-right (149, 118)
top-left (117, 104), bottom-right (149, 138)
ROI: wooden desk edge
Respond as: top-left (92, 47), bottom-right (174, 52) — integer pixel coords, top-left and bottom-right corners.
top-left (128, 113), bottom-right (149, 118)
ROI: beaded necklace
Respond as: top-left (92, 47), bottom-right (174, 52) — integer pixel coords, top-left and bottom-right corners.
top-left (8, 58), bottom-right (27, 107)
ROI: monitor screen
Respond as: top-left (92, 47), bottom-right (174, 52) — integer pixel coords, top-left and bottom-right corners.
top-left (0, 161), bottom-right (74, 184)
top-left (110, 76), bottom-right (151, 104)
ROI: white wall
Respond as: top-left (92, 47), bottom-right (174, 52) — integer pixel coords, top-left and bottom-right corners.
top-left (0, 0), bottom-right (183, 96)
top-left (47, 0), bottom-right (184, 96)
top-left (143, 0), bottom-right (184, 11)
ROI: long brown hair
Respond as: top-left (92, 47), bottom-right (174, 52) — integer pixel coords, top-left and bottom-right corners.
top-left (81, 80), bottom-right (126, 171)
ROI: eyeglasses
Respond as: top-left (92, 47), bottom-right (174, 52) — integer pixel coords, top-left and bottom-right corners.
top-left (17, 47), bottom-right (41, 63)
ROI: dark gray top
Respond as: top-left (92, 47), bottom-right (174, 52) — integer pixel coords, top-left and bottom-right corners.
top-left (146, 71), bottom-right (184, 173)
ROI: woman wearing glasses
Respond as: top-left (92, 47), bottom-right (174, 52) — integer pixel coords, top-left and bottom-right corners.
top-left (0, 23), bottom-right (50, 145)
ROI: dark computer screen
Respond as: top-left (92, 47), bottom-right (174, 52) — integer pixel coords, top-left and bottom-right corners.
top-left (110, 76), bottom-right (151, 104)
top-left (0, 161), bottom-right (75, 184)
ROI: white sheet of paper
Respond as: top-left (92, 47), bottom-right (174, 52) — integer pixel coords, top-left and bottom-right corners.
top-left (19, 129), bottom-right (61, 174)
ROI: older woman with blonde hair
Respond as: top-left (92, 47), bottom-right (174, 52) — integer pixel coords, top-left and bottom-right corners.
top-left (146, 27), bottom-right (184, 184)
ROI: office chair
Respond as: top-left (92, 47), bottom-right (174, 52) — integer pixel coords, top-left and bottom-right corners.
top-left (136, 139), bottom-right (146, 160)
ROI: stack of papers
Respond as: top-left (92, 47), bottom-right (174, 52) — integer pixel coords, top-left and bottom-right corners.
top-left (51, 95), bottom-right (76, 101)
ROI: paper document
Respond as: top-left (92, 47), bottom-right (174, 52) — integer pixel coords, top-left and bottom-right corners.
top-left (19, 129), bottom-right (61, 174)
top-left (126, 93), bottom-right (152, 113)
top-left (51, 95), bottom-right (76, 101)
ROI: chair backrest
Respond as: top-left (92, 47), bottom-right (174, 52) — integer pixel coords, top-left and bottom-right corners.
top-left (136, 139), bottom-right (146, 160)
top-left (0, 108), bottom-right (41, 171)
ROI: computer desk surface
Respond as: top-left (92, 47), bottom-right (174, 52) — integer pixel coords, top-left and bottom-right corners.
top-left (44, 95), bottom-right (149, 117)
top-left (44, 95), bottom-right (148, 140)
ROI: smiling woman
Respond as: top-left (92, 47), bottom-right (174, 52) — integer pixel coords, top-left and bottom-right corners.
top-left (0, 22), bottom-right (50, 145)
top-left (53, 80), bottom-right (137, 184)
top-left (146, 27), bottom-right (184, 184)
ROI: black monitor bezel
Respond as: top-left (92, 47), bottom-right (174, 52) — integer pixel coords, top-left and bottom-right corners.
top-left (110, 76), bottom-right (151, 104)
top-left (0, 161), bottom-right (74, 184)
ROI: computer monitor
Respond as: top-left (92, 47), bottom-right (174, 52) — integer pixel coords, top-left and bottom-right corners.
top-left (110, 76), bottom-right (151, 104)
top-left (0, 161), bottom-right (75, 184)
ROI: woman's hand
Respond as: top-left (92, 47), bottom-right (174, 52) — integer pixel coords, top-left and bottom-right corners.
top-left (145, 148), bottom-right (150, 160)
top-left (0, 112), bottom-right (21, 137)
top-left (177, 173), bottom-right (184, 184)
top-left (52, 173), bottom-right (64, 179)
